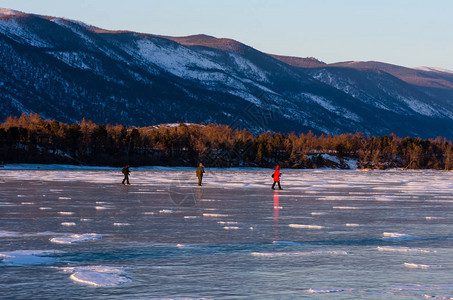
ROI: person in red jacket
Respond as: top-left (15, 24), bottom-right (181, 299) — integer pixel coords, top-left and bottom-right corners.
top-left (272, 165), bottom-right (283, 190)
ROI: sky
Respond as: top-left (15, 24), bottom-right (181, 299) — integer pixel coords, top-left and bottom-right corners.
top-left (2, 0), bottom-right (453, 69)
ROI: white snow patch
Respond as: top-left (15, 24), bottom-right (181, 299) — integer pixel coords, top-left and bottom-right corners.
top-left (0, 18), bottom-right (50, 47)
top-left (382, 232), bottom-right (419, 240)
top-left (203, 213), bottom-right (229, 218)
top-left (229, 53), bottom-right (268, 82)
top-left (61, 222), bottom-right (76, 227)
top-left (300, 93), bottom-right (361, 122)
top-left (311, 212), bottom-right (326, 216)
top-left (404, 262), bottom-right (439, 269)
top-left (61, 266), bottom-right (131, 287)
top-left (333, 206), bottom-right (359, 210)
top-left (217, 221), bottom-right (238, 225)
top-left (289, 224), bottom-right (324, 229)
top-left (223, 226), bottom-right (239, 230)
top-left (252, 250), bottom-right (347, 257)
top-left (304, 288), bottom-right (354, 294)
top-left (59, 211), bottom-right (75, 215)
top-left (136, 39), bottom-right (224, 80)
top-left (113, 223), bottom-right (130, 226)
top-left (377, 246), bottom-right (434, 253)
top-left (50, 233), bottom-right (103, 244)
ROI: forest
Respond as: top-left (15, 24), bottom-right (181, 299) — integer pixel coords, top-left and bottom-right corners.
top-left (1, 113), bottom-right (453, 170)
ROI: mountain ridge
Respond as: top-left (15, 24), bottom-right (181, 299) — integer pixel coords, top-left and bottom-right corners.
top-left (1, 8), bottom-right (453, 139)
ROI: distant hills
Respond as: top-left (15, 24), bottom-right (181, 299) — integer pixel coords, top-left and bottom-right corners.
top-left (1, 8), bottom-right (453, 138)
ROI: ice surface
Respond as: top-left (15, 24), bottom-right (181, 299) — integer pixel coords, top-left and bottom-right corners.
top-left (1, 168), bottom-right (453, 299)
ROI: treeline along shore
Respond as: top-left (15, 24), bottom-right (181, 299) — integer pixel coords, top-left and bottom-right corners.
top-left (1, 113), bottom-right (453, 170)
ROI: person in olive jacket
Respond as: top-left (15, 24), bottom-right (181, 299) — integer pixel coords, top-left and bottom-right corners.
top-left (122, 165), bottom-right (130, 185)
top-left (196, 163), bottom-right (205, 186)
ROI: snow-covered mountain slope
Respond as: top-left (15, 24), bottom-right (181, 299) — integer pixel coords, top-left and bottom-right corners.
top-left (1, 9), bottom-right (453, 138)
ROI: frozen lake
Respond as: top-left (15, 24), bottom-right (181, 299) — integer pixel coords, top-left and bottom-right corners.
top-left (1, 167), bottom-right (453, 299)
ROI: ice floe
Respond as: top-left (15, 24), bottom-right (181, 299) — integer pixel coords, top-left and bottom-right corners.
top-left (382, 232), bottom-right (419, 240)
top-left (311, 212), bottom-right (326, 216)
top-left (289, 224), bottom-right (324, 229)
top-left (217, 221), bottom-right (238, 225)
top-left (425, 216), bottom-right (445, 220)
top-left (403, 262), bottom-right (440, 269)
top-left (377, 246), bottom-right (435, 253)
top-left (252, 250), bottom-right (347, 257)
top-left (58, 211), bottom-right (75, 215)
top-left (61, 222), bottom-right (76, 226)
top-left (223, 226), bottom-right (239, 230)
top-left (61, 266), bottom-right (131, 287)
top-left (203, 213), bottom-right (228, 218)
top-left (113, 223), bottom-right (130, 226)
top-left (50, 233), bottom-right (103, 244)
top-left (332, 206), bottom-right (359, 210)
top-left (304, 288), bottom-right (354, 294)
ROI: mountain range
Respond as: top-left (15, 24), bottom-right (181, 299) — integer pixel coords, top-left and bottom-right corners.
top-left (1, 8), bottom-right (453, 139)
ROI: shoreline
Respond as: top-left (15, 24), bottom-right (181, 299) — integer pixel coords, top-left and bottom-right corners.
top-left (1, 163), bottom-right (451, 172)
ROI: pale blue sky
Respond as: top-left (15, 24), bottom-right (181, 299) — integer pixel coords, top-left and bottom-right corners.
top-left (2, 0), bottom-right (453, 69)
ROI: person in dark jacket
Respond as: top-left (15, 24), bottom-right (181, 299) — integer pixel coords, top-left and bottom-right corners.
top-left (271, 165), bottom-right (282, 190)
top-left (196, 163), bottom-right (205, 186)
top-left (122, 165), bottom-right (130, 185)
